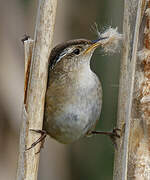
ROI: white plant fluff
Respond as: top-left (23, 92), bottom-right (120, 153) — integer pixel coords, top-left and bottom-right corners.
top-left (96, 27), bottom-right (123, 53)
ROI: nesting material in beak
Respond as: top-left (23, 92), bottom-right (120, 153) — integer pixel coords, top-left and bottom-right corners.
top-left (85, 27), bottom-right (123, 55)
top-left (98, 27), bottom-right (123, 53)
top-left (84, 37), bottom-right (108, 54)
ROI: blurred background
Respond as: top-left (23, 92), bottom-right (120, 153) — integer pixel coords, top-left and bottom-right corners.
top-left (0, 0), bottom-right (123, 179)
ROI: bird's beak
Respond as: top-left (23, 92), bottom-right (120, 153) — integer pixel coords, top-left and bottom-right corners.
top-left (84, 37), bottom-right (108, 54)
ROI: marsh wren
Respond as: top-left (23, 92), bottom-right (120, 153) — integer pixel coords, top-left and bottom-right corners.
top-left (27, 37), bottom-right (120, 150)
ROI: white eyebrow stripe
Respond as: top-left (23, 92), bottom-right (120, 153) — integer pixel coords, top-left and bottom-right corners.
top-left (56, 47), bottom-right (73, 63)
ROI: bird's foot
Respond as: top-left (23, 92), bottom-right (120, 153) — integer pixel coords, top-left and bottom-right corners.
top-left (26, 129), bottom-right (47, 154)
top-left (91, 128), bottom-right (121, 149)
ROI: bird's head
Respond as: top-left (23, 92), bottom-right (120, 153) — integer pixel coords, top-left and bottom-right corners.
top-left (49, 38), bottom-right (107, 72)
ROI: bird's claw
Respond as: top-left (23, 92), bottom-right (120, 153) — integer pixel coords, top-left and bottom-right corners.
top-left (91, 128), bottom-right (121, 149)
top-left (108, 128), bottom-right (121, 149)
top-left (25, 129), bottom-right (47, 154)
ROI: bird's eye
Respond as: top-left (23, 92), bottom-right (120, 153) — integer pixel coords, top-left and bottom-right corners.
top-left (73, 48), bottom-right (80, 55)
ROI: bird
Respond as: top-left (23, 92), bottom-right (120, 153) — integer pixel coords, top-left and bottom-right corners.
top-left (26, 37), bottom-right (120, 151)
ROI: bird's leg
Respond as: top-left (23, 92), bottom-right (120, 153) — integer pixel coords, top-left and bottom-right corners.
top-left (26, 129), bottom-right (47, 153)
top-left (91, 128), bottom-right (121, 148)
